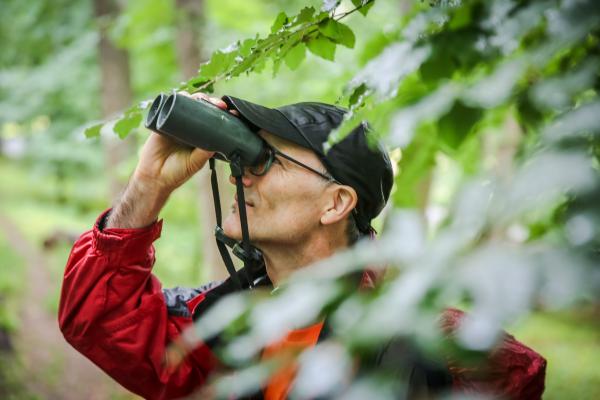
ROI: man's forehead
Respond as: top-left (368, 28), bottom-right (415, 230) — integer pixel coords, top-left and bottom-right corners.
top-left (258, 130), bottom-right (298, 151)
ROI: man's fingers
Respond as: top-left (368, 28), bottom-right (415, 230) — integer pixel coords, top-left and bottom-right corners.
top-left (189, 147), bottom-right (215, 170)
top-left (178, 91), bottom-right (236, 114)
top-left (206, 97), bottom-right (228, 110)
top-left (188, 92), bottom-right (208, 100)
top-left (185, 92), bottom-right (228, 110)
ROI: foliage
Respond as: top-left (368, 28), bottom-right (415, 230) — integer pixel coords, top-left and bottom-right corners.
top-left (129, 0), bottom-right (599, 397)
top-left (86, 0), bottom-right (375, 139)
top-left (1, 0), bottom-right (599, 398)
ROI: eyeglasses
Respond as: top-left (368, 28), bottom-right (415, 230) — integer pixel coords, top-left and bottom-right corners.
top-left (248, 144), bottom-right (366, 232)
top-left (249, 144), bottom-right (339, 184)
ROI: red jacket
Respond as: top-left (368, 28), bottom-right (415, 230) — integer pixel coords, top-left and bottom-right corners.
top-left (59, 211), bottom-right (546, 399)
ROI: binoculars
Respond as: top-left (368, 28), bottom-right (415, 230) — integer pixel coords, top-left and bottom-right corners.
top-left (145, 92), bottom-right (267, 167)
top-left (146, 92), bottom-right (265, 289)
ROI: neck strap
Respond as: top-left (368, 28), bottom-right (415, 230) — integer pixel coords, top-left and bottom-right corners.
top-left (209, 157), bottom-right (264, 290)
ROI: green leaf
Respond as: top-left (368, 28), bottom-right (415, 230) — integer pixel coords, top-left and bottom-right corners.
top-left (315, 11), bottom-right (331, 22)
top-left (393, 124), bottom-right (438, 208)
top-left (449, 3), bottom-right (472, 30)
top-left (307, 35), bottom-right (336, 61)
top-left (230, 52), bottom-right (260, 78)
top-left (188, 77), bottom-right (210, 88)
top-left (359, 30), bottom-right (400, 65)
top-left (319, 19), bottom-right (355, 48)
top-left (113, 111), bottom-right (142, 139)
top-left (351, 0), bottom-right (374, 16)
top-left (84, 123), bottom-right (103, 138)
top-left (348, 83), bottom-right (368, 110)
top-left (292, 7), bottom-right (315, 26)
top-left (189, 81), bottom-right (215, 93)
top-left (454, 130), bottom-right (482, 175)
top-left (272, 57), bottom-right (283, 77)
top-left (254, 33), bottom-right (281, 55)
top-left (238, 38), bottom-right (257, 57)
top-left (437, 101), bottom-right (483, 153)
top-left (199, 50), bottom-right (238, 81)
top-left (418, 30), bottom-right (481, 83)
top-left (252, 56), bottom-right (268, 74)
top-left (270, 12), bottom-right (288, 33)
top-left (284, 43), bottom-right (306, 70)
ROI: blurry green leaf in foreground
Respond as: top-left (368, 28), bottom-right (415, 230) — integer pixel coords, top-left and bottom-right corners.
top-left (183, 1), bottom-right (600, 398)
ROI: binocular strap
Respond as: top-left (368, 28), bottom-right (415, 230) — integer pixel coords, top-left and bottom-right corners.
top-left (209, 158), bottom-right (256, 290)
top-left (232, 159), bottom-right (254, 284)
top-left (209, 159), bottom-right (243, 289)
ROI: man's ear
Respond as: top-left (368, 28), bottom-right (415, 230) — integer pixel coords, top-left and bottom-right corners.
top-left (320, 185), bottom-right (358, 226)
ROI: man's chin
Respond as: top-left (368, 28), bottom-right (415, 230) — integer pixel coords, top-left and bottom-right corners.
top-left (222, 215), bottom-right (242, 240)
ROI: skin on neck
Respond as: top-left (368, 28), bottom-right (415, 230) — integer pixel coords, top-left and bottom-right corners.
top-left (257, 220), bottom-right (350, 286)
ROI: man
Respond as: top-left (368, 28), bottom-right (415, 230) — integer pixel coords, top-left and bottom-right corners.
top-left (59, 92), bottom-right (545, 399)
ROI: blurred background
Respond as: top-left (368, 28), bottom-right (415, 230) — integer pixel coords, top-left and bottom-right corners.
top-left (0, 0), bottom-right (598, 399)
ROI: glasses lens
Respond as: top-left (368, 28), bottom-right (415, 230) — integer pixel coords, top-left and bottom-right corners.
top-left (249, 147), bottom-right (274, 176)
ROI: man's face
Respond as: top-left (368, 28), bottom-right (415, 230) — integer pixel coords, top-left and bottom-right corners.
top-left (222, 130), bottom-right (331, 245)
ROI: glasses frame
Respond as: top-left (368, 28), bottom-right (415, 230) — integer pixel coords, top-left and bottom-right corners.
top-left (248, 142), bottom-right (365, 232)
top-left (249, 144), bottom-right (340, 185)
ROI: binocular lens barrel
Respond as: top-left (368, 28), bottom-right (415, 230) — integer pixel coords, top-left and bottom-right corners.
top-left (145, 93), bottom-right (167, 131)
top-left (145, 92), bottom-right (266, 167)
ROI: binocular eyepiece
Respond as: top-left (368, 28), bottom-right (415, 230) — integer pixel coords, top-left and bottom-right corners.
top-left (145, 92), bottom-right (267, 167)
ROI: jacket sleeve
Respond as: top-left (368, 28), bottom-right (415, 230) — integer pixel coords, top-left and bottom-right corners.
top-left (58, 210), bottom-right (218, 400)
top-left (441, 308), bottom-right (547, 400)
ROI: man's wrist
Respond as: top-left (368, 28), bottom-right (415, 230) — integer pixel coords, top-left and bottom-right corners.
top-left (105, 176), bottom-right (171, 229)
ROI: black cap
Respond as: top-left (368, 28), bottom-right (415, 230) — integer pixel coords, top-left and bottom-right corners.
top-left (222, 95), bottom-right (394, 235)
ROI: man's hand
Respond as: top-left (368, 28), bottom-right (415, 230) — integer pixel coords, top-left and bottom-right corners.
top-left (106, 92), bottom-right (229, 229)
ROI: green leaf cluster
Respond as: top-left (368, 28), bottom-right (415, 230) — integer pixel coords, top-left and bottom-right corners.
top-left (181, 1), bottom-right (371, 94)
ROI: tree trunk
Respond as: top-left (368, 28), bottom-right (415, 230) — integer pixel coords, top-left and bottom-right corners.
top-left (399, 0), bottom-right (411, 14)
top-left (175, 0), bottom-right (203, 79)
top-left (94, 0), bottom-right (135, 202)
top-left (174, 0), bottom-right (230, 281)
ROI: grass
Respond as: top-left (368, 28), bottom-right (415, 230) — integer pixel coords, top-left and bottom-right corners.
top-left (0, 354), bottom-right (38, 400)
top-left (0, 231), bottom-right (25, 332)
top-left (0, 230), bottom-right (36, 399)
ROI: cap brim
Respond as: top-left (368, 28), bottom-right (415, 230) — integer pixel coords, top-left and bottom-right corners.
top-left (222, 95), bottom-right (313, 151)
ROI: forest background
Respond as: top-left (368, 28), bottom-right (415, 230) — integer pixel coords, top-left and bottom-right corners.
top-left (0, 0), bottom-right (599, 399)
